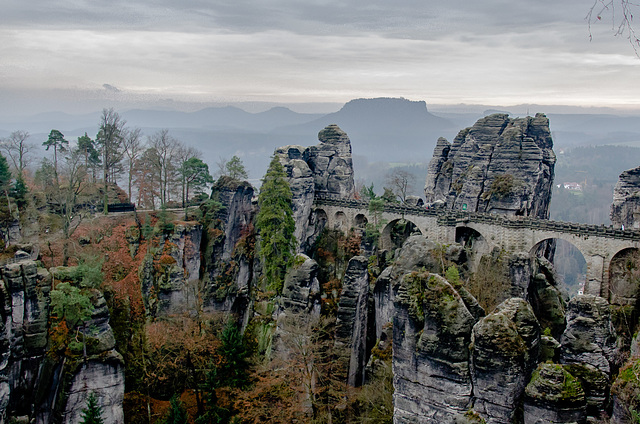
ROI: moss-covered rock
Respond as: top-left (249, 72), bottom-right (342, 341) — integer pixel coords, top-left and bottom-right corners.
top-left (470, 298), bottom-right (540, 424)
top-left (524, 363), bottom-right (587, 423)
top-left (540, 335), bottom-right (561, 363)
top-left (392, 270), bottom-right (476, 423)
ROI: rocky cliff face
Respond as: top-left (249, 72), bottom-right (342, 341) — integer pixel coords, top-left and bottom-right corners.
top-left (0, 256), bottom-right (124, 424)
top-left (1, 259), bottom-right (50, 423)
top-left (140, 222), bottom-right (203, 317)
top-left (59, 290), bottom-right (124, 424)
top-left (382, 233), bottom-right (620, 423)
top-left (335, 256), bottom-right (369, 387)
top-left (393, 271), bottom-right (476, 423)
top-left (470, 298), bottom-right (540, 423)
top-left (611, 165), bottom-right (640, 228)
top-left (424, 113), bottom-right (556, 218)
top-left (275, 124), bottom-right (355, 252)
top-left (200, 178), bottom-right (255, 316)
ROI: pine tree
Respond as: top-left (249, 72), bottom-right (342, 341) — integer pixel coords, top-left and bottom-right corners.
top-left (43, 129), bottom-right (69, 184)
top-left (163, 394), bottom-right (189, 424)
top-left (80, 392), bottom-right (104, 424)
top-left (255, 156), bottom-right (296, 293)
top-left (225, 155), bottom-right (248, 181)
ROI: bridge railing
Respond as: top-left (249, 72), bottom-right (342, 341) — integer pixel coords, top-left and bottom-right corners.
top-left (312, 194), bottom-right (640, 241)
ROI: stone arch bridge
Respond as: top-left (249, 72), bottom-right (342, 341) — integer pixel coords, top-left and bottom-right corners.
top-left (313, 195), bottom-right (640, 298)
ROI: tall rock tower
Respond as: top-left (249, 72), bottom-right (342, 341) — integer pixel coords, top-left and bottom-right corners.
top-left (274, 124), bottom-right (355, 251)
top-left (424, 113), bottom-right (556, 219)
top-left (611, 165), bottom-right (640, 229)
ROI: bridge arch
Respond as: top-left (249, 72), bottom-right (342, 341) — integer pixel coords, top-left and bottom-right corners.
top-left (354, 213), bottom-right (368, 230)
top-left (608, 247), bottom-right (640, 306)
top-left (334, 211), bottom-right (347, 232)
top-left (312, 208), bottom-right (328, 232)
top-left (380, 218), bottom-right (423, 251)
top-left (529, 238), bottom-right (587, 299)
top-left (455, 226), bottom-right (491, 269)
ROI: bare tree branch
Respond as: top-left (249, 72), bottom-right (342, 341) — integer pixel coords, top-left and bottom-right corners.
top-left (587, 0), bottom-right (640, 56)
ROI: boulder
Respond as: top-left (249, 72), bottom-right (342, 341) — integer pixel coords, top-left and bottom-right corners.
top-left (424, 113), bottom-right (556, 218)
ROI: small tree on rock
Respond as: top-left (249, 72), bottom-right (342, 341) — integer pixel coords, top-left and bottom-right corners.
top-left (181, 157), bottom-right (213, 208)
top-left (216, 155), bottom-right (248, 181)
top-left (80, 392), bottom-right (104, 424)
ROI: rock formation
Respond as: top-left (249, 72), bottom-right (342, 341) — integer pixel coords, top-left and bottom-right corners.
top-left (275, 145), bottom-right (316, 250)
top-left (59, 290), bottom-right (124, 424)
top-left (200, 177), bottom-right (255, 316)
top-left (424, 113), bottom-right (556, 218)
top-left (139, 222), bottom-right (202, 317)
top-left (470, 298), bottom-right (540, 423)
top-left (611, 165), bottom-right (640, 228)
top-left (275, 124), bottom-right (356, 252)
top-left (393, 271), bottom-right (477, 423)
top-left (281, 254), bottom-right (321, 317)
top-left (1, 259), bottom-right (51, 422)
top-left (0, 256), bottom-right (124, 424)
top-left (560, 295), bottom-right (617, 376)
top-left (335, 256), bottom-right (369, 387)
top-left (523, 363), bottom-right (587, 424)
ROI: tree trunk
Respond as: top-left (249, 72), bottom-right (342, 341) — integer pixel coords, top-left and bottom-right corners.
top-left (103, 148), bottom-right (108, 214)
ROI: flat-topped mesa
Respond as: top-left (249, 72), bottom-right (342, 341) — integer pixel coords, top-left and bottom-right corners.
top-left (611, 165), bottom-right (640, 229)
top-left (424, 113), bottom-right (556, 219)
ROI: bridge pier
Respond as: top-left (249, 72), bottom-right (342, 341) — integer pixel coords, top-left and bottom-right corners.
top-left (585, 255), bottom-right (605, 296)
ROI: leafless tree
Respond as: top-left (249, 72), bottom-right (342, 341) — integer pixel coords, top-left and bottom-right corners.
top-left (215, 156), bottom-right (228, 179)
top-left (0, 130), bottom-right (32, 179)
top-left (148, 129), bottom-right (182, 206)
top-left (385, 168), bottom-right (416, 204)
top-left (587, 0), bottom-right (640, 55)
top-left (122, 127), bottom-right (144, 203)
top-left (58, 149), bottom-right (88, 265)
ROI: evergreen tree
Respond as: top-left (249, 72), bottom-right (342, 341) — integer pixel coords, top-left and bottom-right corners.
top-left (225, 155), bottom-right (248, 181)
top-left (255, 156), bottom-right (296, 293)
top-left (43, 129), bottom-right (69, 184)
top-left (163, 394), bottom-right (189, 424)
top-left (96, 108), bottom-right (126, 213)
top-left (80, 392), bottom-right (104, 424)
top-left (0, 154), bottom-right (13, 239)
top-left (77, 132), bottom-right (101, 181)
top-left (50, 282), bottom-right (94, 329)
top-left (181, 157), bottom-right (214, 208)
top-left (216, 320), bottom-right (249, 388)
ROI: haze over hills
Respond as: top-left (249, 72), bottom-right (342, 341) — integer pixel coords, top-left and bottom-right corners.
top-left (1, 97), bottom-right (640, 186)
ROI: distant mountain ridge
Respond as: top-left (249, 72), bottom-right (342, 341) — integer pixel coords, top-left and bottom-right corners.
top-left (2, 97), bottom-right (640, 180)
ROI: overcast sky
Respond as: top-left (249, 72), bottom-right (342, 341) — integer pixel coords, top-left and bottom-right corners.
top-left (1, 0), bottom-right (639, 115)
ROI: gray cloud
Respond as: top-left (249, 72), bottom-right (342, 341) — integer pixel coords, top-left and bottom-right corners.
top-left (0, 0), bottom-right (638, 113)
top-left (103, 84), bottom-right (120, 92)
